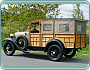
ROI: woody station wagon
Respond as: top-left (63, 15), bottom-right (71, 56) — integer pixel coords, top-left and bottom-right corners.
top-left (3, 18), bottom-right (86, 61)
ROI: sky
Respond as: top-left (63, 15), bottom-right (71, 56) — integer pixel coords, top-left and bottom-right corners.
top-left (1, 4), bottom-right (89, 20)
top-left (58, 4), bottom-right (89, 20)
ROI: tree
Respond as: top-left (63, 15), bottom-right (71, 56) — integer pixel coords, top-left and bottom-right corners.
top-left (1, 4), bottom-right (61, 34)
top-left (72, 4), bottom-right (84, 19)
top-left (1, 7), bottom-right (9, 26)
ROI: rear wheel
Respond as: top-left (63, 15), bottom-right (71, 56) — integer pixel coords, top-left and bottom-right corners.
top-left (3, 41), bottom-right (15, 56)
top-left (47, 45), bottom-right (63, 61)
top-left (63, 49), bottom-right (76, 58)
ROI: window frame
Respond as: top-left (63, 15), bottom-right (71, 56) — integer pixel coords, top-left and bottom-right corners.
top-left (75, 20), bottom-right (86, 34)
top-left (30, 22), bottom-right (40, 33)
top-left (41, 21), bottom-right (54, 34)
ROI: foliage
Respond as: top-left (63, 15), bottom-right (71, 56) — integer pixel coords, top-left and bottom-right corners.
top-left (72, 4), bottom-right (84, 19)
top-left (1, 28), bottom-right (10, 46)
top-left (1, 36), bottom-right (6, 46)
top-left (87, 26), bottom-right (89, 30)
top-left (86, 34), bottom-right (89, 44)
top-left (1, 4), bottom-right (61, 35)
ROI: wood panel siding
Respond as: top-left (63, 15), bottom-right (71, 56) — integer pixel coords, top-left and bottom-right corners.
top-left (29, 33), bottom-right (40, 46)
top-left (42, 34), bottom-right (53, 47)
top-left (29, 19), bottom-right (86, 48)
top-left (55, 34), bottom-right (74, 48)
top-left (75, 34), bottom-right (86, 48)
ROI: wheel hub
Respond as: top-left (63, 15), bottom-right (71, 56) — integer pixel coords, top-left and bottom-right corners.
top-left (53, 51), bottom-right (56, 54)
top-left (7, 46), bottom-right (12, 51)
top-left (19, 41), bottom-right (24, 44)
top-left (19, 40), bottom-right (24, 47)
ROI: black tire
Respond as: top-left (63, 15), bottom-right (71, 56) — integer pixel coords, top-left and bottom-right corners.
top-left (47, 45), bottom-right (63, 61)
top-left (63, 49), bottom-right (76, 58)
top-left (3, 41), bottom-right (15, 56)
top-left (16, 35), bottom-right (28, 50)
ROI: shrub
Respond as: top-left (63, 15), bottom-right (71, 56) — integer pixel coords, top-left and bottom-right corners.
top-left (1, 30), bottom-right (10, 45)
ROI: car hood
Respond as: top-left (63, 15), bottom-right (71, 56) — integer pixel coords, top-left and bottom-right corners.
top-left (15, 32), bottom-right (29, 36)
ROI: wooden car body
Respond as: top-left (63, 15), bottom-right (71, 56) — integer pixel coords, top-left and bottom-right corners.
top-left (29, 18), bottom-right (86, 49)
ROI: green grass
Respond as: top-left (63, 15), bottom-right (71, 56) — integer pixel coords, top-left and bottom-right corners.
top-left (87, 26), bottom-right (89, 30)
top-left (1, 37), bottom-right (5, 45)
top-left (75, 44), bottom-right (89, 58)
top-left (1, 36), bottom-right (5, 49)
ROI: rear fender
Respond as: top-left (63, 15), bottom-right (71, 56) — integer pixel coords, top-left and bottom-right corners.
top-left (45, 39), bottom-right (64, 52)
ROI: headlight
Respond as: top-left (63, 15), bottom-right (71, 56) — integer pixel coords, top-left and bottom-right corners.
top-left (10, 34), bottom-right (14, 38)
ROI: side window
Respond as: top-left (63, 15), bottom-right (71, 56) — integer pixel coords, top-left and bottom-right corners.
top-left (31, 22), bottom-right (39, 33)
top-left (77, 25), bottom-right (85, 32)
top-left (59, 24), bottom-right (69, 31)
top-left (43, 24), bottom-right (52, 31)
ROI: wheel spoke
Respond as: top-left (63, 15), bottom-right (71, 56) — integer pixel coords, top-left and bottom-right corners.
top-left (5, 43), bottom-right (13, 54)
top-left (50, 48), bottom-right (60, 58)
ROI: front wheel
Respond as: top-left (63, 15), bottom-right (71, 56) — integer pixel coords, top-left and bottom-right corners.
top-left (47, 45), bottom-right (63, 61)
top-left (3, 41), bottom-right (15, 56)
top-left (63, 49), bottom-right (76, 58)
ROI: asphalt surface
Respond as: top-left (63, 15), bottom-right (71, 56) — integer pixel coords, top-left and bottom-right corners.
top-left (1, 50), bottom-right (89, 66)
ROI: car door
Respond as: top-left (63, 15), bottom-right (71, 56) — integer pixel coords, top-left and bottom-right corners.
top-left (29, 22), bottom-right (41, 47)
top-left (41, 21), bottom-right (54, 47)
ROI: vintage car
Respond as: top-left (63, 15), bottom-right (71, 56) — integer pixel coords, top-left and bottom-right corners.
top-left (3, 18), bottom-right (86, 61)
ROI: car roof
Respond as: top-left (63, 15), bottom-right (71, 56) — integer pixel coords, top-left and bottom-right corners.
top-left (29, 18), bottom-right (86, 23)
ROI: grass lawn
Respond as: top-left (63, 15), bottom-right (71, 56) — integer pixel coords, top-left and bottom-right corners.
top-left (1, 37), bottom-right (5, 49)
top-left (87, 26), bottom-right (89, 30)
top-left (75, 44), bottom-right (89, 58)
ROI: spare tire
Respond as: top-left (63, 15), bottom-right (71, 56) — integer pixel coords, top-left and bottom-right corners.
top-left (16, 35), bottom-right (28, 50)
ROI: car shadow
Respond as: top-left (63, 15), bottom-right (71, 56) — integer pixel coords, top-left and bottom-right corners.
top-left (14, 52), bottom-right (49, 60)
top-left (14, 52), bottom-right (89, 64)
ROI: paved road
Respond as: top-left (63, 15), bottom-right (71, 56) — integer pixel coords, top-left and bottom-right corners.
top-left (1, 50), bottom-right (89, 66)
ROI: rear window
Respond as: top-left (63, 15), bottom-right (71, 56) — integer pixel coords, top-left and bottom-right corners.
top-left (77, 25), bottom-right (85, 32)
top-left (75, 20), bottom-right (86, 34)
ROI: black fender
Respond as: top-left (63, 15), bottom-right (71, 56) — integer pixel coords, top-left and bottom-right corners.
top-left (3, 38), bottom-right (25, 52)
top-left (45, 39), bottom-right (64, 52)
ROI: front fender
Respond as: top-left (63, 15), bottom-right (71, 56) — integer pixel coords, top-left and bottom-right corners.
top-left (3, 38), bottom-right (24, 52)
top-left (4, 38), bottom-right (16, 43)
